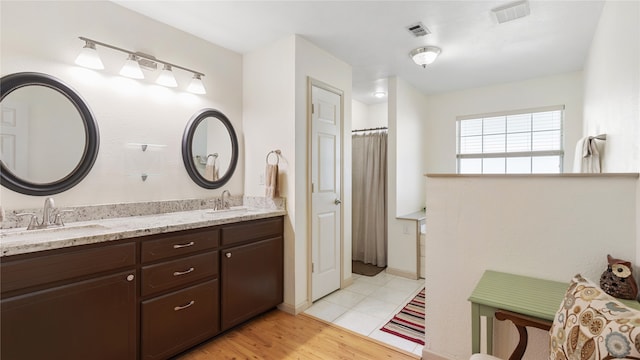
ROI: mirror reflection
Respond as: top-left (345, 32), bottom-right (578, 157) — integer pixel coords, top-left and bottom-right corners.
top-left (1, 85), bottom-right (85, 184)
top-left (191, 118), bottom-right (233, 181)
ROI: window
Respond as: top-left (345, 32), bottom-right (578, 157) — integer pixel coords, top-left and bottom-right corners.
top-left (456, 106), bottom-right (564, 174)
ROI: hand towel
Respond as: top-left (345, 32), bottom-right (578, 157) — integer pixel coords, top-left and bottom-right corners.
top-left (205, 155), bottom-right (219, 181)
top-left (573, 136), bottom-right (601, 173)
top-left (265, 163), bottom-right (279, 198)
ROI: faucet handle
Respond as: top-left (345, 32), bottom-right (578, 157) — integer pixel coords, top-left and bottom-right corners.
top-left (208, 198), bottom-right (219, 211)
top-left (53, 209), bottom-right (74, 226)
top-left (16, 212), bottom-right (38, 230)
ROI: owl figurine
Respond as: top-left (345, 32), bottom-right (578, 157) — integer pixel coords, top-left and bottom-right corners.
top-left (599, 254), bottom-right (638, 300)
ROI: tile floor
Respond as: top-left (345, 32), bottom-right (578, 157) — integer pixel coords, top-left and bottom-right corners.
top-left (304, 271), bottom-right (425, 356)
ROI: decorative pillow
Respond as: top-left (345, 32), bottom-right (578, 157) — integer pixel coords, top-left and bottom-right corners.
top-left (549, 274), bottom-right (640, 360)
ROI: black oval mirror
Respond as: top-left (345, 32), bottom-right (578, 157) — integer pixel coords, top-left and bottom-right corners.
top-left (0, 72), bottom-right (100, 196)
top-left (182, 108), bottom-right (238, 189)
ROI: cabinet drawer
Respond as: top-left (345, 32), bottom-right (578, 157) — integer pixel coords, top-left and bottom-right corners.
top-left (141, 251), bottom-right (218, 297)
top-left (141, 227), bottom-right (219, 263)
top-left (221, 217), bottom-right (283, 247)
top-left (1, 242), bottom-right (136, 295)
top-left (141, 279), bottom-right (219, 360)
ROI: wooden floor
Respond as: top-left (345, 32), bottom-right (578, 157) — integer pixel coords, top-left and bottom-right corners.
top-left (176, 309), bottom-right (421, 360)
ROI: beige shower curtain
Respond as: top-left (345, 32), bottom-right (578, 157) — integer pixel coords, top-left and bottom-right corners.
top-left (352, 131), bottom-right (387, 267)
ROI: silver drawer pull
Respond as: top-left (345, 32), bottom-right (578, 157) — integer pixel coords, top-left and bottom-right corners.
top-left (225, 252), bottom-right (232, 258)
top-left (173, 241), bottom-right (195, 249)
top-left (173, 267), bottom-right (195, 276)
top-left (174, 300), bottom-right (195, 311)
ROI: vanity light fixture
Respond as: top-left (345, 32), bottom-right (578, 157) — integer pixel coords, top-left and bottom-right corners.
top-left (75, 36), bottom-right (206, 94)
top-left (74, 39), bottom-right (104, 70)
top-left (120, 54), bottom-right (144, 79)
top-left (187, 74), bottom-right (206, 95)
top-left (409, 46), bottom-right (441, 68)
top-left (156, 64), bottom-right (178, 87)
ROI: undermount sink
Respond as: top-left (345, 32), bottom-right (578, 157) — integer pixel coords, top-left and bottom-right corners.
top-left (1, 223), bottom-right (111, 238)
top-left (205, 206), bottom-right (258, 217)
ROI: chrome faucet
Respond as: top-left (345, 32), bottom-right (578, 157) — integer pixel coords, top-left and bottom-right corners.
top-left (209, 190), bottom-right (231, 211)
top-left (42, 197), bottom-right (55, 227)
top-left (220, 190), bottom-right (231, 210)
top-left (16, 197), bottom-right (71, 230)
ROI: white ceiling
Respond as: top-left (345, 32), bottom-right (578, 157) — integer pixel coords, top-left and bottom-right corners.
top-left (113, 1), bottom-right (604, 104)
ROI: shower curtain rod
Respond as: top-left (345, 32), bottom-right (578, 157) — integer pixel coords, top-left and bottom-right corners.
top-left (352, 126), bottom-right (388, 133)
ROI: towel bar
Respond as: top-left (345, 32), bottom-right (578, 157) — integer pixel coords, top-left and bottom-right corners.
top-left (195, 153), bottom-right (218, 166)
top-left (266, 150), bottom-right (281, 165)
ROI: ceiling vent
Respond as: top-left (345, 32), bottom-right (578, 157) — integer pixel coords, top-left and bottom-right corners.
top-left (492, 0), bottom-right (531, 24)
top-left (406, 22), bottom-right (430, 37)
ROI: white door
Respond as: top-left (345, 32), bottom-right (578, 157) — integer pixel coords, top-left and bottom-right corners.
top-left (1, 102), bottom-right (28, 177)
top-left (310, 83), bottom-right (342, 302)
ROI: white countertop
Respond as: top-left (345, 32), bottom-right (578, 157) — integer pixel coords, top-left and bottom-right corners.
top-left (0, 207), bottom-right (286, 257)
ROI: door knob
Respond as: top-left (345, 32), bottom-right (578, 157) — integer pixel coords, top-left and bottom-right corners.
top-left (334, 199), bottom-right (342, 205)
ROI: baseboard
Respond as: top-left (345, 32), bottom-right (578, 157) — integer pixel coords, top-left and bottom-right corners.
top-left (422, 348), bottom-right (454, 360)
top-left (278, 300), bottom-right (311, 315)
top-left (386, 267), bottom-right (419, 280)
top-left (341, 276), bottom-right (354, 288)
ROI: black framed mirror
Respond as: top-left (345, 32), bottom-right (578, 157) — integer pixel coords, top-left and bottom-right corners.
top-left (0, 72), bottom-right (100, 196)
top-left (182, 108), bottom-right (238, 189)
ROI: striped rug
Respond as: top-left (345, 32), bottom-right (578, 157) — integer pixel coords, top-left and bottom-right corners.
top-left (380, 288), bottom-right (425, 345)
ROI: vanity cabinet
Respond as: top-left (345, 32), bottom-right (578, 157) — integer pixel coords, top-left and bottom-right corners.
top-left (0, 215), bottom-right (284, 360)
top-left (0, 242), bottom-right (137, 360)
top-left (220, 217), bottom-right (284, 331)
top-left (140, 227), bottom-right (221, 360)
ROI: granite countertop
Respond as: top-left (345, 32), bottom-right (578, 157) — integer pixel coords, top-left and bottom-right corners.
top-left (0, 207), bottom-right (286, 257)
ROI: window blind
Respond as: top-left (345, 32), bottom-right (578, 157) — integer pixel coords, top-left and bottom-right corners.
top-left (456, 106), bottom-right (564, 174)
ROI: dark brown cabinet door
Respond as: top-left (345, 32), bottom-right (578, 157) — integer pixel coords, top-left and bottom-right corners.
top-left (220, 236), bottom-right (283, 331)
top-left (1, 270), bottom-right (137, 360)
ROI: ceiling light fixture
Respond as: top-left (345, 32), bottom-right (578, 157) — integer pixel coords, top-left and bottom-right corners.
top-left (373, 91), bottom-right (386, 98)
top-left (409, 46), bottom-right (441, 68)
top-left (74, 36), bottom-right (206, 94)
top-left (74, 39), bottom-right (104, 70)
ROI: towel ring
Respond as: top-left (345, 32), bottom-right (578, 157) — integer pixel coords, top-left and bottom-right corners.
top-left (266, 150), bottom-right (281, 165)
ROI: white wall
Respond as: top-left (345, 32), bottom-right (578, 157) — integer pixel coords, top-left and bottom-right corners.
top-left (424, 72), bottom-right (584, 174)
top-left (369, 103), bottom-right (389, 129)
top-left (423, 174), bottom-right (638, 360)
top-left (387, 77), bottom-right (428, 277)
top-left (243, 35), bottom-right (296, 308)
top-left (352, 100), bottom-right (368, 130)
top-left (244, 35), bottom-right (352, 312)
top-left (0, 1), bottom-right (244, 208)
top-left (351, 100), bottom-right (388, 130)
top-left (583, 0), bottom-right (640, 173)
